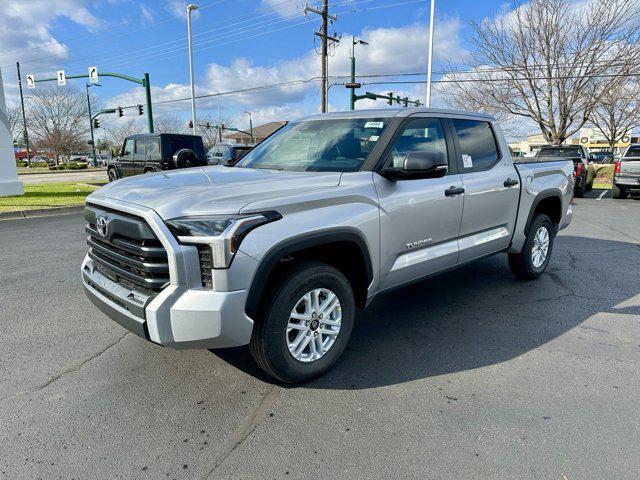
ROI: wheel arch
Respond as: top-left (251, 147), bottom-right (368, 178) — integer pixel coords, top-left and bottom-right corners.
top-left (525, 191), bottom-right (562, 236)
top-left (245, 228), bottom-right (374, 320)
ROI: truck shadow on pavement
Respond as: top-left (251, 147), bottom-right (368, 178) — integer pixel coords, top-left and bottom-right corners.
top-left (211, 235), bottom-right (640, 389)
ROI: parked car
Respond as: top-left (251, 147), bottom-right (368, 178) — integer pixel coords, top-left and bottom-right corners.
top-left (534, 145), bottom-right (595, 197)
top-left (207, 143), bottom-right (253, 166)
top-left (107, 133), bottom-right (207, 181)
top-left (82, 108), bottom-right (573, 383)
top-left (589, 151), bottom-right (614, 164)
top-left (612, 144), bottom-right (640, 199)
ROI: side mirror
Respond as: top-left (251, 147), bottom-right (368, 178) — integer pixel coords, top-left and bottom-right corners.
top-left (381, 151), bottom-right (448, 181)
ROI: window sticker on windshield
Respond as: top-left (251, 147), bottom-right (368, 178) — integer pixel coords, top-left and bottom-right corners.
top-left (369, 135), bottom-right (380, 142)
top-left (462, 154), bottom-right (473, 168)
top-left (364, 121), bottom-right (384, 129)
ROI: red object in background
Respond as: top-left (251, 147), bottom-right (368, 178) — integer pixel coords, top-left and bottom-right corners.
top-left (575, 162), bottom-right (583, 176)
top-left (614, 161), bottom-right (621, 174)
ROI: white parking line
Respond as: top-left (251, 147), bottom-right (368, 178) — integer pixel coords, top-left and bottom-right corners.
top-left (597, 190), bottom-right (609, 200)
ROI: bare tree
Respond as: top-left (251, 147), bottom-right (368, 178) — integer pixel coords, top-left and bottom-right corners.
top-left (106, 119), bottom-right (145, 148)
top-left (154, 115), bottom-right (187, 134)
top-left (27, 86), bottom-right (95, 164)
top-left (7, 102), bottom-right (23, 144)
top-left (590, 81), bottom-right (640, 151)
top-left (439, 0), bottom-right (640, 144)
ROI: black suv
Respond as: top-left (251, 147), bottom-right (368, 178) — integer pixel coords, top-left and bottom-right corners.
top-left (108, 133), bottom-right (207, 181)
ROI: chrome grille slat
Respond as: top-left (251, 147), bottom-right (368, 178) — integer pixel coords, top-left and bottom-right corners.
top-left (85, 209), bottom-right (169, 293)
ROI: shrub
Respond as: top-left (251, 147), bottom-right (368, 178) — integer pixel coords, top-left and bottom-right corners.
top-left (31, 161), bottom-right (49, 168)
top-left (49, 166), bottom-right (58, 171)
top-left (67, 162), bottom-right (79, 170)
top-left (16, 161), bottom-right (29, 167)
top-left (77, 163), bottom-right (88, 170)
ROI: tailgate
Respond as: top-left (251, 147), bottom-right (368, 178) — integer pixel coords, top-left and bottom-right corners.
top-left (620, 159), bottom-right (640, 175)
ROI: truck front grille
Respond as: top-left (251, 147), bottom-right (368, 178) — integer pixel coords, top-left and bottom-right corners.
top-left (85, 206), bottom-right (170, 293)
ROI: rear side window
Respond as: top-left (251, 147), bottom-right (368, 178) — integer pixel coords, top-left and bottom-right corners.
top-left (452, 119), bottom-right (499, 171)
top-left (146, 138), bottom-right (160, 157)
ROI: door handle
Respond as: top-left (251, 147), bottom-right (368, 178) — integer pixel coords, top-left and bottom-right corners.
top-left (445, 186), bottom-right (465, 196)
top-left (504, 178), bottom-right (519, 187)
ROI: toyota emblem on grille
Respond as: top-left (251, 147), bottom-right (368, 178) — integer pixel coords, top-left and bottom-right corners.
top-left (96, 215), bottom-right (109, 238)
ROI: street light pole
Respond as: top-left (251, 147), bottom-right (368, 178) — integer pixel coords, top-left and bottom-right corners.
top-left (245, 111), bottom-right (254, 143)
top-left (426, 0), bottom-right (435, 107)
top-left (350, 37), bottom-right (369, 110)
top-left (187, 3), bottom-right (199, 133)
top-left (15, 62), bottom-right (31, 161)
top-left (86, 83), bottom-right (101, 167)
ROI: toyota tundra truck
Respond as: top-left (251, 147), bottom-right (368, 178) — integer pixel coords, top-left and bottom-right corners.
top-left (81, 109), bottom-right (573, 383)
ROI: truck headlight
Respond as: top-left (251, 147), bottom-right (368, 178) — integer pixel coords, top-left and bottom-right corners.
top-left (166, 211), bottom-right (281, 268)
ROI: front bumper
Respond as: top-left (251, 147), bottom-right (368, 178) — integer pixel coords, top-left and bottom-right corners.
top-left (81, 197), bottom-right (258, 349)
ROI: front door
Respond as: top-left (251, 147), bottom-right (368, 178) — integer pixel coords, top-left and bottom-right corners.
top-left (120, 138), bottom-right (135, 176)
top-left (449, 118), bottom-right (520, 263)
top-left (375, 116), bottom-right (464, 291)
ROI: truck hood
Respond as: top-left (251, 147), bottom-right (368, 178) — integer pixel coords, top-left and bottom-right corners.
top-left (88, 166), bottom-right (342, 219)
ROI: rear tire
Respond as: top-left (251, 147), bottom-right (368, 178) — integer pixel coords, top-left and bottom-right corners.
top-left (250, 262), bottom-right (355, 383)
top-left (508, 213), bottom-right (554, 280)
top-left (574, 182), bottom-right (585, 198)
top-left (611, 183), bottom-right (625, 199)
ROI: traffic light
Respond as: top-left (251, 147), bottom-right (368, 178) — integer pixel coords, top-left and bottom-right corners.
top-left (403, 97), bottom-right (409, 107)
top-left (205, 122), bottom-right (211, 129)
top-left (93, 118), bottom-right (100, 129)
top-left (187, 120), bottom-right (193, 129)
top-left (117, 107), bottom-right (124, 117)
top-left (137, 104), bottom-right (143, 116)
top-left (387, 92), bottom-right (394, 105)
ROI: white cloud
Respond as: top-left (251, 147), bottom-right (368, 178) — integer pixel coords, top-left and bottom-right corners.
top-left (140, 4), bottom-right (155, 24)
top-left (0, 0), bottom-right (102, 101)
top-left (104, 21), bottom-right (467, 128)
top-left (260, 0), bottom-right (305, 18)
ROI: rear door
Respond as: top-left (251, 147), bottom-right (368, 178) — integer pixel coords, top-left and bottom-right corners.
top-left (449, 118), bottom-right (520, 263)
top-left (375, 115), bottom-right (464, 290)
top-left (145, 137), bottom-right (161, 170)
top-left (133, 138), bottom-right (147, 175)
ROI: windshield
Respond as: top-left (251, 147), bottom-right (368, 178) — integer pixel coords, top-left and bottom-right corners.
top-left (538, 147), bottom-right (582, 158)
top-left (236, 118), bottom-right (389, 172)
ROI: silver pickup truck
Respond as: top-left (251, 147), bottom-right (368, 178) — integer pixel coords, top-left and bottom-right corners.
top-left (613, 144), bottom-right (640, 199)
top-left (81, 109), bottom-right (573, 383)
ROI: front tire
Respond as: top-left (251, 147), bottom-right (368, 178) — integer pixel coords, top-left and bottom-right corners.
top-left (508, 213), bottom-right (554, 280)
top-left (250, 262), bottom-right (355, 383)
top-left (107, 167), bottom-right (119, 182)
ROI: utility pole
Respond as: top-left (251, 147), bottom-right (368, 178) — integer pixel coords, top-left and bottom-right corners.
top-left (15, 62), bottom-right (30, 161)
top-left (245, 111), bottom-right (254, 143)
top-left (304, 1), bottom-right (338, 113)
top-left (86, 83), bottom-right (101, 167)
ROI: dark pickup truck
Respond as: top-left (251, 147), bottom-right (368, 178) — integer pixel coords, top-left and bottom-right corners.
top-left (535, 145), bottom-right (595, 197)
top-left (107, 133), bottom-right (207, 181)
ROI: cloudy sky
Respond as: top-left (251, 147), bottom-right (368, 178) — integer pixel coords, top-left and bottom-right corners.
top-left (0, 0), bottom-right (503, 132)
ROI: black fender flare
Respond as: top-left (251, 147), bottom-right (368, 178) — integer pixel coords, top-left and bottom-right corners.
top-left (524, 190), bottom-right (562, 236)
top-left (244, 228), bottom-right (374, 319)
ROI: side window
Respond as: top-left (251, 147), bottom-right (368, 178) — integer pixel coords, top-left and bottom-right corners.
top-left (386, 118), bottom-right (448, 169)
top-left (146, 138), bottom-right (160, 157)
top-left (122, 139), bottom-right (134, 156)
top-left (134, 139), bottom-right (146, 156)
top-left (452, 119), bottom-right (499, 171)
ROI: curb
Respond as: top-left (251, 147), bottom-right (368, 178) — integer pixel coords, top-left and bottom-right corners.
top-left (0, 205), bottom-right (84, 221)
top-left (18, 168), bottom-right (107, 177)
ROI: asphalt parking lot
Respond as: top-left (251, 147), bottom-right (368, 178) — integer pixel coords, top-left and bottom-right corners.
top-left (1, 189), bottom-right (638, 480)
